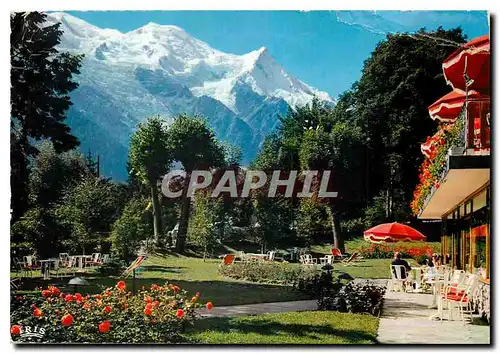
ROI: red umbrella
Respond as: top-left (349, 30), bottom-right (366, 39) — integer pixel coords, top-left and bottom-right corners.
top-left (428, 89), bottom-right (486, 122)
top-left (442, 35), bottom-right (490, 92)
top-left (364, 222), bottom-right (426, 243)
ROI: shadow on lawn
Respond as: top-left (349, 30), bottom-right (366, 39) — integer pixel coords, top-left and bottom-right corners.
top-left (13, 277), bottom-right (311, 307)
top-left (189, 317), bottom-right (377, 343)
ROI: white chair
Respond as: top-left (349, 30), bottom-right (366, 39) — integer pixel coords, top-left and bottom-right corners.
top-left (442, 274), bottom-right (479, 323)
top-left (320, 255), bottom-right (334, 265)
top-left (101, 254), bottom-right (110, 264)
top-left (85, 253), bottom-right (101, 268)
top-left (266, 251), bottom-right (276, 261)
top-left (389, 265), bottom-right (410, 292)
top-left (59, 253), bottom-right (70, 266)
top-left (64, 256), bottom-right (76, 276)
top-left (300, 254), bottom-right (317, 265)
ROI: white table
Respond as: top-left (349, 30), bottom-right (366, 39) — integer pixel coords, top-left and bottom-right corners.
top-left (424, 273), bottom-right (445, 320)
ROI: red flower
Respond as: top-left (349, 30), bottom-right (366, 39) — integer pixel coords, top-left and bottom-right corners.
top-left (116, 280), bottom-right (126, 291)
top-left (144, 306), bottom-right (153, 316)
top-left (74, 293), bottom-right (83, 302)
top-left (11, 325), bottom-right (21, 335)
top-left (195, 292), bottom-right (200, 297)
top-left (49, 286), bottom-right (61, 296)
top-left (99, 321), bottom-right (111, 333)
top-left (206, 302), bottom-right (213, 310)
top-left (33, 308), bottom-right (43, 317)
top-left (41, 290), bottom-right (51, 297)
top-left (83, 303), bottom-right (90, 310)
top-left (176, 309), bottom-right (185, 318)
top-left (191, 296), bottom-right (197, 303)
top-left (104, 305), bottom-right (112, 313)
top-left (144, 296), bottom-right (153, 303)
top-left (65, 294), bottom-right (73, 303)
top-left (123, 303), bottom-right (129, 309)
top-left (153, 301), bottom-right (159, 308)
top-left (61, 314), bottom-right (74, 327)
top-left (150, 284), bottom-right (159, 290)
top-left (172, 285), bottom-right (180, 293)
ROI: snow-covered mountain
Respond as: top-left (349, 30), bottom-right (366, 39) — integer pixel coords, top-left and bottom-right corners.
top-left (45, 13), bottom-right (334, 180)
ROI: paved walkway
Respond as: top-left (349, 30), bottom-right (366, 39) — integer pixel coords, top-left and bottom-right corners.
top-left (197, 300), bottom-right (317, 318)
top-left (378, 287), bottom-right (490, 344)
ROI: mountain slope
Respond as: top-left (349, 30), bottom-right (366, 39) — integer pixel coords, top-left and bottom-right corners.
top-left (46, 12), bottom-right (334, 180)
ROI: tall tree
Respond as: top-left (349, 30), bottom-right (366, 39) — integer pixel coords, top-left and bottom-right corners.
top-left (352, 27), bottom-right (467, 221)
top-left (10, 12), bottom-right (83, 221)
top-left (168, 114), bottom-right (225, 253)
top-left (128, 116), bottom-right (172, 240)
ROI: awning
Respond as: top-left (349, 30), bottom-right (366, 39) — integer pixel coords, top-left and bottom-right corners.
top-left (418, 155), bottom-right (490, 219)
top-left (442, 35), bottom-right (490, 92)
top-left (428, 89), bottom-right (485, 122)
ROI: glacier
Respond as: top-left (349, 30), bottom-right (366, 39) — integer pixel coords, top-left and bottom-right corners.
top-left (45, 12), bottom-right (334, 180)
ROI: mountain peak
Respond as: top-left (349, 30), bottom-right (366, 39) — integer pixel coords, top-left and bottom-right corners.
top-left (133, 22), bottom-right (186, 34)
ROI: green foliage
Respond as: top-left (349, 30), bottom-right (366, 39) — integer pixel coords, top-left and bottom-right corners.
top-left (56, 177), bottom-right (121, 254)
top-left (297, 198), bottom-right (328, 245)
top-left (318, 281), bottom-right (386, 316)
top-left (128, 116), bottom-right (171, 184)
top-left (218, 261), bottom-right (319, 288)
top-left (96, 257), bottom-right (127, 276)
top-left (188, 190), bottom-right (223, 260)
top-left (167, 114), bottom-right (226, 252)
top-left (111, 197), bottom-right (153, 261)
top-left (10, 282), bottom-right (206, 343)
top-left (167, 114), bottom-right (225, 172)
top-left (352, 27), bottom-right (467, 219)
top-left (10, 12), bottom-right (83, 221)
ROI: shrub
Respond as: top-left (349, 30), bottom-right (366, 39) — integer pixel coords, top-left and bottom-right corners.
top-left (218, 261), bottom-right (319, 289)
top-left (96, 256), bottom-right (126, 276)
top-left (10, 281), bottom-right (211, 343)
top-left (318, 280), bottom-right (386, 316)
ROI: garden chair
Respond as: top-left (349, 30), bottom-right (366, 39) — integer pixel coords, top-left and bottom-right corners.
top-left (331, 248), bottom-right (348, 261)
top-left (22, 255), bottom-right (40, 276)
top-left (320, 255), bottom-right (334, 265)
top-left (59, 253), bottom-right (70, 266)
top-left (12, 257), bottom-right (24, 275)
top-left (300, 254), bottom-right (317, 265)
top-left (221, 254), bottom-right (235, 265)
top-left (389, 265), bottom-right (411, 292)
top-left (265, 251), bottom-right (276, 261)
top-left (64, 256), bottom-right (76, 276)
top-left (101, 254), bottom-right (110, 264)
top-left (340, 252), bottom-right (362, 265)
top-left (441, 274), bottom-right (479, 324)
top-left (85, 253), bottom-right (102, 268)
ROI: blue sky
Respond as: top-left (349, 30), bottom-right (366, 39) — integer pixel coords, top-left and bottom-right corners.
top-left (66, 10), bottom-right (489, 98)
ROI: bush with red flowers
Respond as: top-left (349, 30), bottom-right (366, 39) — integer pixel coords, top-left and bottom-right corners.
top-left (411, 116), bottom-right (464, 215)
top-left (358, 242), bottom-right (438, 263)
top-left (10, 281), bottom-right (211, 343)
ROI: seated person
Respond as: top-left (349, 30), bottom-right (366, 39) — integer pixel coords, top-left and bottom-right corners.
top-left (391, 252), bottom-right (412, 279)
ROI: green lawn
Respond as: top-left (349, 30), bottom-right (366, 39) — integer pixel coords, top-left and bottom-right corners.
top-left (186, 311), bottom-right (379, 344)
top-left (11, 254), bottom-right (311, 306)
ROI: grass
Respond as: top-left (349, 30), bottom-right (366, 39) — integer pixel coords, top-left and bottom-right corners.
top-left (186, 311), bottom-right (379, 344)
top-left (11, 253), bottom-right (311, 306)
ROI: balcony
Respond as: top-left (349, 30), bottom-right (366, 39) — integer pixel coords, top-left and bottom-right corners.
top-left (418, 98), bottom-right (491, 220)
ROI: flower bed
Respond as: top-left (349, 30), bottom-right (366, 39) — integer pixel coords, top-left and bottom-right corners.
top-left (10, 281), bottom-right (212, 343)
top-left (358, 243), bottom-right (438, 264)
